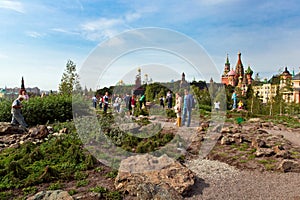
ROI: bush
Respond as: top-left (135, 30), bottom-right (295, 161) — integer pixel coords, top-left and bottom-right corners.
top-left (166, 109), bottom-right (176, 118)
top-left (0, 95), bottom-right (89, 125)
top-left (0, 99), bottom-right (12, 122)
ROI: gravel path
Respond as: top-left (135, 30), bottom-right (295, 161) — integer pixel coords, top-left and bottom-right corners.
top-left (186, 159), bottom-right (300, 200)
top-left (152, 117), bottom-right (300, 199)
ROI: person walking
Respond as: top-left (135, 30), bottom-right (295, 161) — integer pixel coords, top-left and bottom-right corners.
top-left (11, 95), bottom-right (28, 128)
top-left (92, 95), bottom-right (97, 109)
top-left (174, 93), bottom-right (182, 127)
top-left (214, 100), bottom-right (220, 113)
top-left (131, 95), bottom-right (136, 115)
top-left (103, 92), bottom-right (109, 113)
top-left (166, 91), bottom-right (173, 109)
top-left (182, 89), bottom-right (193, 127)
top-left (159, 96), bottom-right (165, 109)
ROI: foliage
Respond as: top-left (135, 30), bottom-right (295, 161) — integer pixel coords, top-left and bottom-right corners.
top-left (0, 95), bottom-right (89, 125)
top-left (0, 99), bottom-right (12, 122)
top-left (91, 113), bottom-right (175, 153)
top-left (59, 60), bottom-right (81, 95)
top-left (145, 83), bottom-right (169, 102)
top-left (0, 122), bottom-right (98, 191)
top-left (166, 109), bottom-right (176, 118)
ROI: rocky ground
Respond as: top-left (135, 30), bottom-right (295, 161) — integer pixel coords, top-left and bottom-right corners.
top-left (1, 116), bottom-right (300, 199)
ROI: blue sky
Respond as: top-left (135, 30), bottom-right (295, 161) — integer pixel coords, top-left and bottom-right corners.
top-left (1, 0), bottom-right (300, 90)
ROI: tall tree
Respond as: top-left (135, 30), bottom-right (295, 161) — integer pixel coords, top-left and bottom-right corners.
top-left (59, 60), bottom-right (81, 95)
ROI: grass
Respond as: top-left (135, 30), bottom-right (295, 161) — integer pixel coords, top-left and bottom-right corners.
top-left (258, 159), bottom-right (277, 171)
top-left (105, 170), bottom-right (118, 179)
top-left (76, 180), bottom-right (89, 187)
top-left (22, 186), bottom-right (37, 195)
top-left (48, 181), bottom-right (63, 190)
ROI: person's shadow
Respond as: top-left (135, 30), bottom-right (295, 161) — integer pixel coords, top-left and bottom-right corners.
top-left (183, 176), bottom-right (210, 198)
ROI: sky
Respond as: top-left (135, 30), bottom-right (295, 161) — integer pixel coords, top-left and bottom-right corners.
top-left (1, 0), bottom-right (300, 91)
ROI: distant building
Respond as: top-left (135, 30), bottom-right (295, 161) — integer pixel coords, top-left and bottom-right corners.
top-left (253, 67), bottom-right (294, 103)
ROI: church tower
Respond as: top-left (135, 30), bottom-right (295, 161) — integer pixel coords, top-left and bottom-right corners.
top-left (221, 54), bottom-right (231, 85)
top-left (234, 52), bottom-right (244, 86)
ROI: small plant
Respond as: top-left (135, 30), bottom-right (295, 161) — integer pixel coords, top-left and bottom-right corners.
top-left (105, 170), bottom-right (118, 179)
top-left (238, 143), bottom-right (249, 151)
top-left (95, 166), bottom-right (104, 172)
top-left (76, 179), bottom-right (89, 187)
top-left (74, 171), bottom-right (88, 180)
top-left (89, 186), bottom-right (108, 193)
top-left (166, 109), bottom-right (176, 118)
top-left (104, 191), bottom-right (123, 200)
top-left (0, 191), bottom-right (12, 200)
top-left (68, 189), bottom-right (77, 195)
top-left (22, 186), bottom-right (37, 195)
top-left (48, 181), bottom-right (63, 190)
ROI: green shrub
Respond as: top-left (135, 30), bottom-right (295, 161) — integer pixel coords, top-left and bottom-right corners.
top-left (0, 95), bottom-right (89, 126)
top-left (0, 99), bottom-right (11, 122)
top-left (166, 109), bottom-right (176, 118)
top-left (48, 181), bottom-right (63, 190)
top-left (76, 179), bottom-right (89, 187)
top-left (89, 186), bottom-right (107, 193)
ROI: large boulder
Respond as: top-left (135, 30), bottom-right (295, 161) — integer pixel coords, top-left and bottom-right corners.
top-left (115, 154), bottom-right (195, 198)
top-left (0, 122), bottom-right (27, 135)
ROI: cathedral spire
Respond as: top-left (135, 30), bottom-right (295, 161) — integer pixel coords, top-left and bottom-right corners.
top-left (21, 77), bottom-right (25, 90)
top-left (226, 53), bottom-right (230, 65)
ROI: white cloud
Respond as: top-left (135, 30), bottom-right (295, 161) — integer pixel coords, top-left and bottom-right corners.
top-left (26, 31), bottom-right (44, 38)
top-left (80, 17), bottom-right (128, 41)
top-left (0, 0), bottom-right (25, 13)
top-left (51, 28), bottom-right (80, 36)
top-left (125, 12), bottom-right (141, 22)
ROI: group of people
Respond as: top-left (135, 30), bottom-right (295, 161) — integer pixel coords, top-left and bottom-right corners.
top-left (92, 92), bottom-right (110, 112)
top-left (159, 91), bottom-right (174, 109)
top-left (92, 92), bottom-right (146, 115)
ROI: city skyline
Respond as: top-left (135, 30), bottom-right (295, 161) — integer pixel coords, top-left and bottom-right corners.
top-left (1, 0), bottom-right (300, 90)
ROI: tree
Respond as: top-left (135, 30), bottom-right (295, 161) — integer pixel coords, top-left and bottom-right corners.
top-left (59, 60), bottom-right (81, 95)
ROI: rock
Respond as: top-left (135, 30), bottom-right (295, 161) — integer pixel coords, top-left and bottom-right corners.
top-left (74, 192), bottom-right (101, 200)
top-left (28, 125), bottom-right (49, 139)
top-left (251, 137), bottom-right (267, 149)
top-left (221, 127), bottom-right (232, 134)
top-left (200, 122), bottom-right (209, 129)
top-left (0, 122), bottom-right (27, 135)
top-left (59, 128), bottom-right (68, 134)
top-left (149, 116), bottom-right (156, 120)
top-left (211, 124), bottom-right (222, 133)
top-left (278, 160), bottom-right (300, 173)
top-left (197, 126), bottom-right (205, 132)
top-left (255, 129), bottom-right (269, 134)
top-left (115, 154), bottom-right (195, 197)
top-left (47, 126), bottom-right (54, 133)
top-left (255, 148), bottom-right (275, 157)
top-left (261, 122), bottom-right (273, 129)
top-left (27, 190), bottom-right (73, 200)
top-left (273, 145), bottom-right (284, 153)
top-left (248, 118), bottom-right (261, 123)
top-left (136, 182), bottom-right (182, 200)
top-left (220, 136), bottom-right (233, 145)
